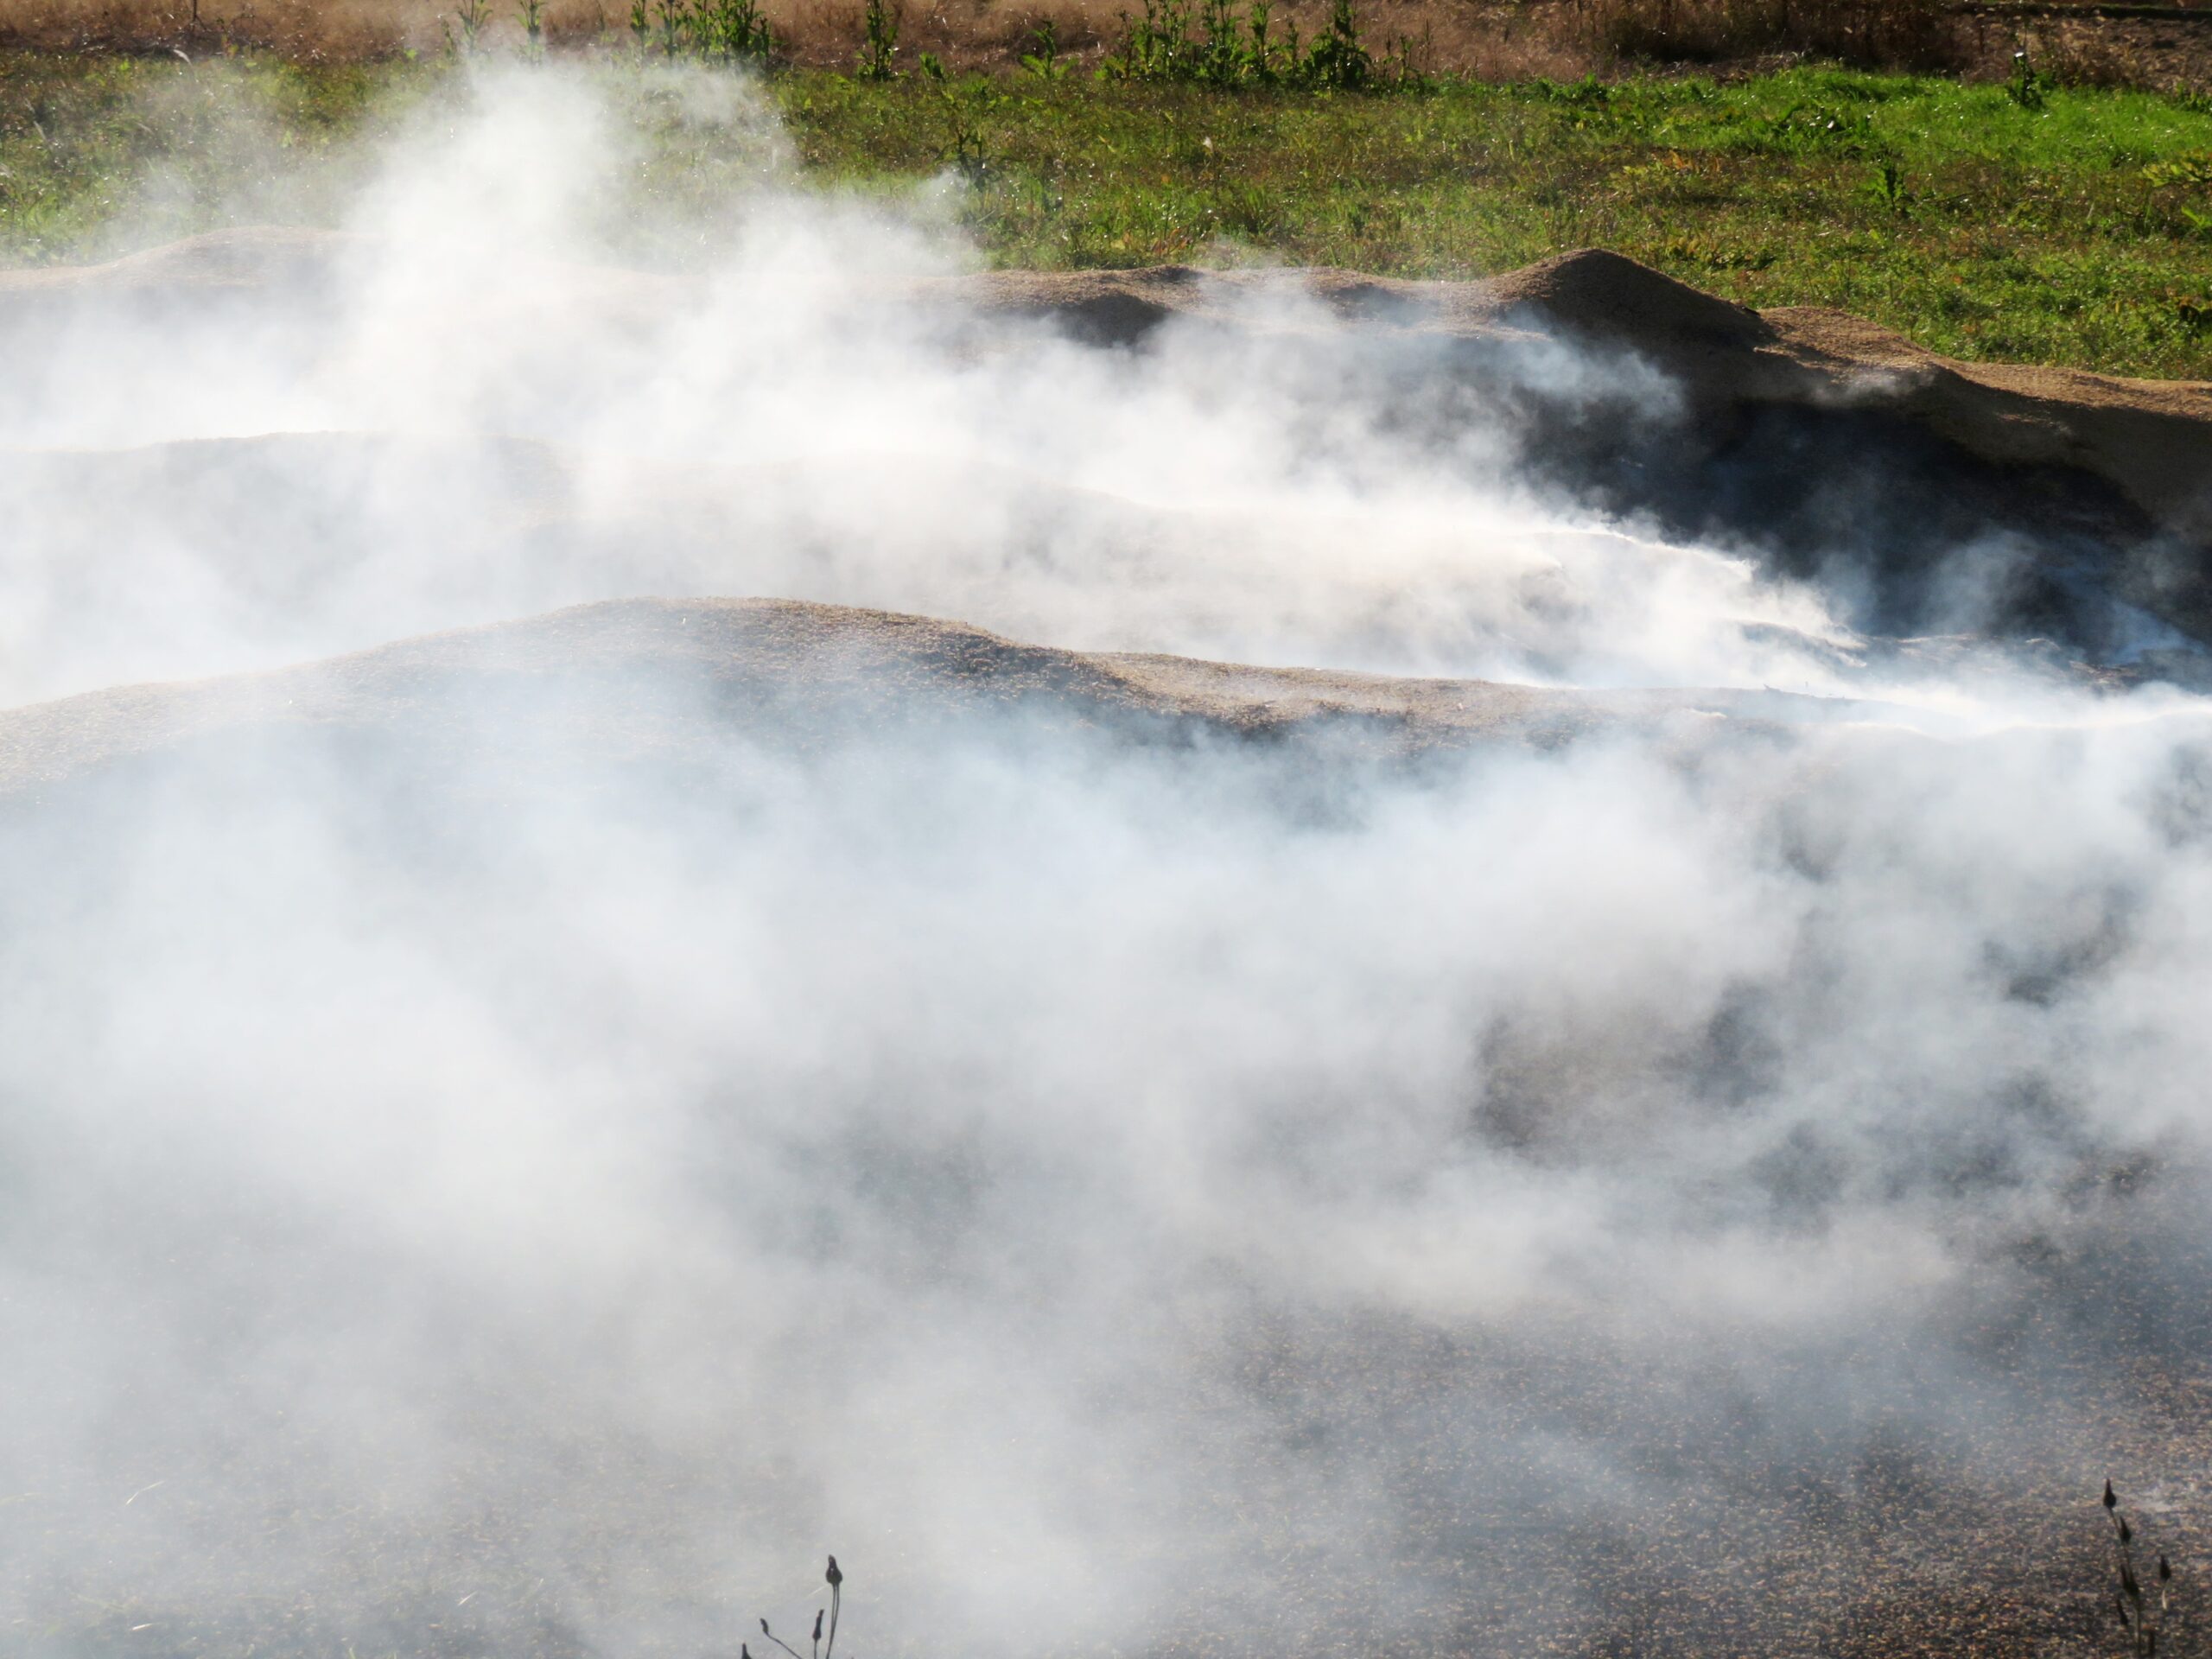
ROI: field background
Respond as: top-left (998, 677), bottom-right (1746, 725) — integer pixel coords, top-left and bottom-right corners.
top-left (3, 0), bottom-right (2212, 375)
top-left (10, 44), bottom-right (2212, 375)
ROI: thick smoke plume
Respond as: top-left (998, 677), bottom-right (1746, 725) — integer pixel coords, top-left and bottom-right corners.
top-left (1, 56), bottom-right (2209, 1659)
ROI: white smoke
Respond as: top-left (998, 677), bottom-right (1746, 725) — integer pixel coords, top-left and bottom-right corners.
top-left (0, 53), bottom-right (2206, 1659)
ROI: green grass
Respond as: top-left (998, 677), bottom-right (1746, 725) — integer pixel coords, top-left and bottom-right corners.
top-left (6, 47), bottom-right (2212, 375)
top-left (0, 49), bottom-right (419, 259)
top-left (785, 68), bottom-right (2212, 375)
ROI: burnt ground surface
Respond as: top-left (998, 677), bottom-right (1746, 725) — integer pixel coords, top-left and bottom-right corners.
top-left (5, 239), bottom-right (2212, 1659)
top-left (1, 597), bottom-right (2209, 1659)
top-left (7, 233), bottom-right (2209, 677)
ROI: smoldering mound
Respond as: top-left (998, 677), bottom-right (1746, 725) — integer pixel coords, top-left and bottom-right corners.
top-left (4, 598), bottom-right (2212, 1659)
top-left (5, 226), bottom-right (2211, 689)
top-left (8, 61), bottom-right (2212, 1659)
top-left (0, 596), bottom-right (1881, 794)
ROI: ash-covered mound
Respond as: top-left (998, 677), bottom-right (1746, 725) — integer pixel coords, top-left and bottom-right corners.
top-left (10, 67), bottom-right (2212, 1659)
top-left (8, 229), bottom-right (2209, 671)
top-left (969, 251), bottom-right (2212, 566)
top-left (1, 590), bottom-right (2209, 1659)
top-left (0, 596), bottom-right (1902, 798)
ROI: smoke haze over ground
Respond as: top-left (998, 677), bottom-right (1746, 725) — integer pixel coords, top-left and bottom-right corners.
top-left (4, 58), bottom-right (2212, 1659)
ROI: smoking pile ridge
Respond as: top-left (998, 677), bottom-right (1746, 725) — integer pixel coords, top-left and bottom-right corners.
top-left (2, 60), bottom-right (2211, 1659)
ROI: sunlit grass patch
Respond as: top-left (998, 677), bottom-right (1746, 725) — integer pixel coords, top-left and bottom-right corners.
top-left (3, 47), bottom-right (2211, 373)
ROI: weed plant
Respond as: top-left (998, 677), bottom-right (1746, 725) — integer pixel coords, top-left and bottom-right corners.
top-left (743, 1557), bottom-right (845, 1659)
top-left (2105, 1481), bottom-right (2180, 1656)
top-left (629, 0), bottom-right (778, 64)
top-left (1022, 19), bottom-right (1071, 79)
top-left (443, 0), bottom-right (493, 54)
top-left (2007, 47), bottom-right (2055, 109)
top-left (857, 0), bottom-right (900, 79)
top-left (922, 56), bottom-right (1003, 181)
top-left (2144, 149), bottom-right (2212, 235)
top-left (704, 0), bottom-right (778, 63)
top-left (1101, 0), bottom-right (1407, 89)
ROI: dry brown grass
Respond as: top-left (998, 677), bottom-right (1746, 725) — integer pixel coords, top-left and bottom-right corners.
top-left (0, 0), bottom-right (466, 56)
top-left (0, 0), bottom-right (1905, 73)
top-left (2011, 12), bottom-right (2175, 85)
top-left (3, 0), bottom-right (2204, 80)
top-left (0, 0), bottom-right (1363, 65)
top-left (1936, 9), bottom-right (2212, 94)
top-left (1571, 0), bottom-right (1969, 71)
